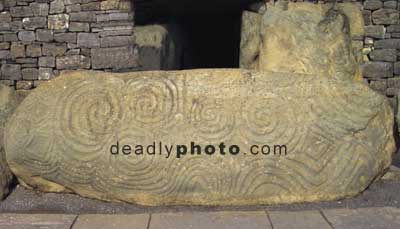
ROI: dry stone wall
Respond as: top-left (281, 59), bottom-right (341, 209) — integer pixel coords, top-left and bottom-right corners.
top-left (0, 0), bottom-right (399, 105)
top-left (0, 0), bottom-right (139, 89)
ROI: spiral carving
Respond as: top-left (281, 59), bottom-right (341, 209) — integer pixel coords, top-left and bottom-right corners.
top-left (190, 98), bottom-right (235, 142)
top-left (4, 70), bottom-right (394, 206)
top-left (126, 77), bottom-right (179, 129)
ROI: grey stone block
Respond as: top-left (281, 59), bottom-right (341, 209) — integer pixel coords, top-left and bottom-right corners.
top-left (81, 2), bottom-right (100, 11)
top-left (0, 50), bottom-right (11, 60)
top-left (1, 64), bottom-right (21, 80)
top-left (48, 14), bottom-right (69, 30)
top-left (22, 17), bottom-right (47, 30)
top-left (375, 39), bottom-right (400, 49)
top-left (26, 44), bottom-right (42, 57)
top-left (0, 23), bottom-right (10, 31)
top-left (372, 9), bottom-right (400, 25)
top-left (18, 31), bottom-right (35, 42)
top-left (77, 33), bottom-right (100, 48)
top-left (38, 68), bottom-right (54, 80)
top-left (39, 56), bottom-right (55, 67)
top-left (369, 49), bottom-right (397, 62)
top-left (3, 34), bottom-right (18, 42)
top-left (10, 6), bottom-right (33, 17)
top-left (30, 3), bottom-right (49, 16)
top-left (362, 61), bottom-right (394, 78)
top-left (56, 55), bottom-right (90, 69)
top-left (36, 29), bottom-right (54, 42)
top-left (384, 1), bottom-right (397, 9)
top-left (369, 80), bottom-right (388, 93)
top-left (394, 62), bottom-right (400, 75)
top-left (69, 22), bottom-right (90, 32)
top-left (0, 43), bottom-right (10, 50)
top-left (363, 10), bottom-right (372, 26)
top-left (100, 36), bottom-right (133, 47)
top-left (42, 43), bottom-right (67, 56)
top-left (0, 12), bottom-right (12, 22)
top-left (70, 12), bottom-right (96, 22)
top-left (387, 25), bottom-right (400, 32)
top-left (21, 68), bottom-right (38, 80)
top-left (54, 32), bottom-right (76, 43)
top-left (10, 42), bottom-right (25, 59)
top-left (364, 0), bottom-right (383, 10)
top-left (50, 0), bottom-right (65, 14)
top-left (364, 25), bottom-right (386, 39)
top-left (91, 46), bottom-right (138, 69)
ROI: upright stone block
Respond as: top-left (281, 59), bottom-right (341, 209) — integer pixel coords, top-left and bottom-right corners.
top-left (0, 85), bottom-right (16, 200)
top-left (4, 69), bottom-right (395, 206)
top-left (243, 2), bottom-right (363, 81)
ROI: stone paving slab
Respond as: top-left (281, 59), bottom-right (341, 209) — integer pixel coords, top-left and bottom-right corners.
top-left (0, 214), bottom-right (77, 229)
top-left (150, 211), bottom-right (271, 229)
top-left (323, 207), bottom-right (400, 229)
top-left (1, 207), bottom-right (400, 228)
top-left (269, 210), bottom-right (331, 229)
top-left (73, 214), bottom-right (149, 229)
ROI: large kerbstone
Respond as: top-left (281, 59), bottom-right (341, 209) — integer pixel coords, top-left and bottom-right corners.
top-left (0, 85), bottom-right (16, 199)
top-left (4, 70), bottom-right (395, 206)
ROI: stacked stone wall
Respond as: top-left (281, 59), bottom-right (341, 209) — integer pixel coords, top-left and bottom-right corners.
top-left (0, 0), bottom-right (137, 89)
top-left (0, 0), bottom-right (400, 106)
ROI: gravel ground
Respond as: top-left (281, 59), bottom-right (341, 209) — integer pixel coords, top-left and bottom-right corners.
top-left (0, 152), bottom-right (399, 214)
top-left (0, 179), bottom-right (398, 214)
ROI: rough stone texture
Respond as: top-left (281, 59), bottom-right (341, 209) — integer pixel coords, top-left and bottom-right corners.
top-left (4, 69), bottom-right (395, 206)
top-left (257, 3), bottom-right (363, 81)
top-left (364, 25), bottom-right (386, 39)
top-left (0, 85), bottom-right (16, 200)
top-left (362, 62), bottom-right (394, 78)
top-left (369, 49), bottom-right (397, 62)
top-left (240, 11), bottom-right (262, 70)
top-left (48, 14), bottom-right (69, 30)
top-left (56, 55), bottom-right (90, 70)
top-left (133, 25), bottom-right (182, 70)
top-left (91, 46), bottom-right (138, 70)
top-left (372, 9), bottom-right (399, 25)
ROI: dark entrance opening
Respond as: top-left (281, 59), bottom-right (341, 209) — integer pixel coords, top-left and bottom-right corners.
top-left (134, 0), bottom-right (260, 69)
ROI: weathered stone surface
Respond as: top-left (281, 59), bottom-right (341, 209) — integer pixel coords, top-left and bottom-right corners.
top-left (42, 43), bottom-right (67, 56)
top-left (239, 11), bottom-right (262, 70)
top-left (30, 3), bottom-right (49, 17)
top-left (48, 14), bottom-right (69, 30)
top-left (364, 0), bottom-right (383, 10)
top-left (258, 2), bottom-right (362, 81)
top-left (36, 29), bottom-right (53, 42)
top-left (39, 56), bottom-right (55, 67)
top-left (0, 85), bottom-right (16, 200)
top-left (50, 0), bottom-right (65, 14)
top-left (362, 62), bottom-right (393, 78)
top-left (1, 64), bottom-right (21, 80)
top-left (375, 39), bottom-right (400, 49)
top-left (364, 25), bottom-right (386, 39)
top-left (22, 17), bottom-right (47, 30)
top-left (18, 31), bottom-right (35, 42)
top-left (91, 46), bottom-right (138, 70)
top-left (395, 62), bottom-right (400, 75)
top-left (56, 55), bottom-right (90, 70)
top-left (77, 32), bottom-right (100, 48)
top-left (4, 69), bottom-right (395, 206)
top-left (369, 49), bottom-right (397, 62)
top-left (133, 25), bottom-right (181, 70)
top-left (69, 22), bottom-right (90, 32)
top-left (26, 44), bottom-right (42, 57)
top-left (10, 42), bottom-right (25, 59)
top-left (372, 9), bottom-right (400, 25)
